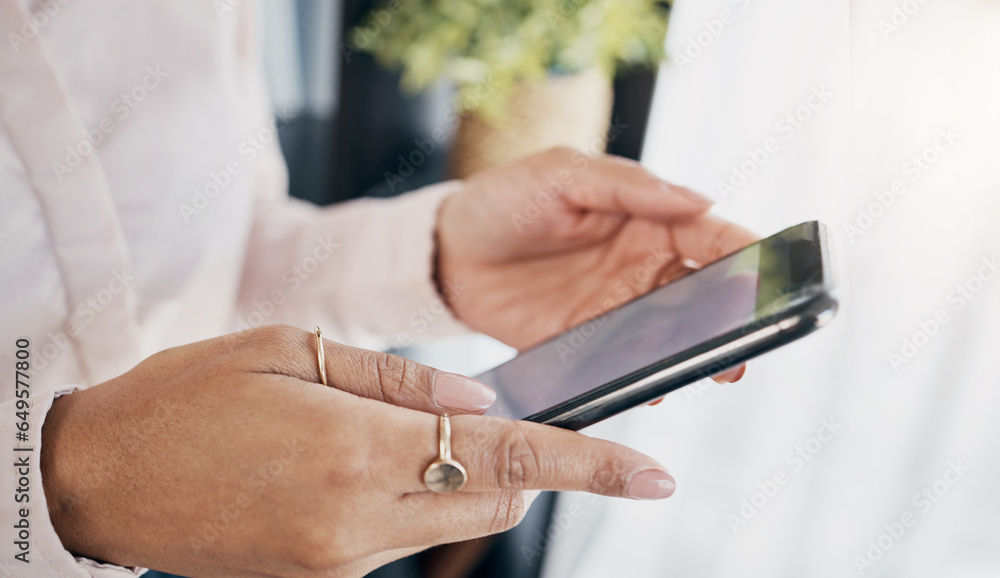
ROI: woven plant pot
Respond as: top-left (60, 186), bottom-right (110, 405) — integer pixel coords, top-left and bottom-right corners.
top-left (449, 68), bottom-right (614, 179)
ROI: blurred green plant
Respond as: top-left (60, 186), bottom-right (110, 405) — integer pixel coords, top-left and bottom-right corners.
top-left (353, 0), bottom-right (670, 118)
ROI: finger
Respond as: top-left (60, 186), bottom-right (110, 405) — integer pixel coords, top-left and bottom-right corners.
top-left (552, 151), bottom-right (714, 220)
top-left (648, 364), bottom-right (745, 406)
top-left (392, 412), bottom-right (675, 499)
top-left (237, 325), bottom-right (496, 414)
top-left (325, 340), bottom-right (497, 415)
top-left (712, 365), bottom-right (746, 384)
top-left (671, 214), bottom-right (760, 265)
top-left (651, 364), bottom-right (746, 404)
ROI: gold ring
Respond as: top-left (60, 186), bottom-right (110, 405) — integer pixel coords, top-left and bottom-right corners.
top-left (314, 326), bottom-right (328, 386)
top-left (423, 414), bottom-right (468, 494)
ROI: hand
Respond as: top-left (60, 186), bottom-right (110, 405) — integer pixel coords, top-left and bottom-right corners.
top-left (437, 147), bottom-right (759, 383)
top-left (41, 325), bottom-right (675, 577)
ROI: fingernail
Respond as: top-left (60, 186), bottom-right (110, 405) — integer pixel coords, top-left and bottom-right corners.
top-left (627, 469), bottom-right (676, 500)
top-left (661, 181), bottom-right (713, 204)
top-left (433, 372), bottom-right (497, 412)
top-left (718, 365), bottom-right (746, 383)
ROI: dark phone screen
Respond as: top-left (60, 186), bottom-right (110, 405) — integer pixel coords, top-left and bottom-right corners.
top-left (476, 223), bottom-right (824, 420)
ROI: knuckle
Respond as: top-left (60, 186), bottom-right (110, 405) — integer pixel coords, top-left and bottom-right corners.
top-left (541, 145), bottom-right (576, 163)
top-left (362, 350), bottom-right (421, 403)
top-left (250, 324), bottom-right (303, 349)
top-left (488, 491), bottom-right (531, 535)
top-left (141, 347), bottom-right (174, 368)
top-left (321, 443), bottom-right (371, 489)
top-left (230, 324), bottom-right (312, 377)
top-left (711, 222), bottom-right (736, 259)
top-left (604, 153), bottom-right (641, 167)
top-left (287, 525), bottom-right (354, 572)
top-left (592, 446), bottom-right (633, 494)
top-left (217, 329), bottom-right (258, 357)
top-left (495, 423), bottom-right (543, 490)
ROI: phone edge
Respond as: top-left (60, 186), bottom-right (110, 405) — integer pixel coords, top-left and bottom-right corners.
top-left (529, 292), bottom-right (838, 430)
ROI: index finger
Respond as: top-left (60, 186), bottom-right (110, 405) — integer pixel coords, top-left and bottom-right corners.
top-left (390, 412), bottom-right (676, 500)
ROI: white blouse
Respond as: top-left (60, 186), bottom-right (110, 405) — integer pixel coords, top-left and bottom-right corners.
top-left (0, 1), bottom-right (465, 575)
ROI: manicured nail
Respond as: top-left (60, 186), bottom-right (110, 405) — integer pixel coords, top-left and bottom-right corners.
top-left (717, 365), bottom-right (746, 383)
top-left (433, 372), bottom-right (497, 412)
top-left (661, 181), bottom-right (713, 204)
top-left (627, 469), bottom-right (676, 500)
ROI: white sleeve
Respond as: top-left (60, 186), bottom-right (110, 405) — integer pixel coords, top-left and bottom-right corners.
top-left (235, 181), bottom-right (472, 349)
top-left (231, 1), bottom-right (470, 349)
top-left (2, 387), bottom-right (146, 577)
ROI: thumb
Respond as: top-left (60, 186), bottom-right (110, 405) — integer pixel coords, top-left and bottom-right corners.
top-left (557, 153), bottom-right (714, 220)
top-left (322, 339), bottom-right (496, 415)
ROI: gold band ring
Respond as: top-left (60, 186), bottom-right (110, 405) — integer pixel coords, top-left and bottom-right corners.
top-left (423, 414), bottom-right (468, 494)
top-left (314, 326), bottom-right (328, 386)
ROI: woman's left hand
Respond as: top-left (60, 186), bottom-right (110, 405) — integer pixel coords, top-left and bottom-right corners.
top-left (437, 147), bottom-right (759, 383)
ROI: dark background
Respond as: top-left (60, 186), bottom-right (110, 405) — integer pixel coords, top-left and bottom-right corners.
top-left (280, 0), bottom-right (660, 207)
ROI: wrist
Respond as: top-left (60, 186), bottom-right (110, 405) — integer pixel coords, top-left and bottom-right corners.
top-left (434, 191), bottom-right (462, 307)
top-left (40, 389), bottom-right (103, 558)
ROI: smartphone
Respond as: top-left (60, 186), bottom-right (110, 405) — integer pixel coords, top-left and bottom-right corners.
top-left (476, 221), bottom-right (838, 430)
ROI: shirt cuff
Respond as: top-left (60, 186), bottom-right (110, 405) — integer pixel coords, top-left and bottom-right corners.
top-left (375, 180), bottom-right (473, 349)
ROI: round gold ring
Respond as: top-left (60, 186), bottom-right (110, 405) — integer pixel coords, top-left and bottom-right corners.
top-left (423, 414), bottom-right (468, 494)
top-left (314, 326), bottom-right (328, 386)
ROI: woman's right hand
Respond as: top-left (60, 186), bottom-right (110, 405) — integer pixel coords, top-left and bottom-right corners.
top-left (41, 325), bottom-right (676, 577)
